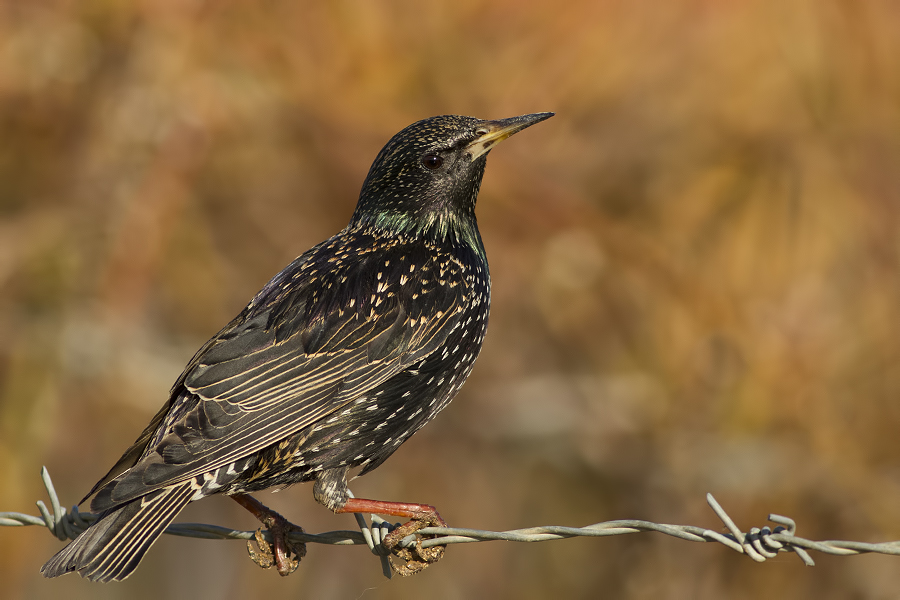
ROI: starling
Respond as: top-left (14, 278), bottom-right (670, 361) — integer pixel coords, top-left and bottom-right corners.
top-left (42, 111), bottom-right (554, 581)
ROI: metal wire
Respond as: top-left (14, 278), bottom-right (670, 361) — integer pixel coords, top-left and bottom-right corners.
top-left (4, 467), bottom-right (900, 579)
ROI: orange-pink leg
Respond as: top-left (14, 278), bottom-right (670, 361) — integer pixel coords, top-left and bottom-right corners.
top-left (336, 498), bottom-right (447, 524)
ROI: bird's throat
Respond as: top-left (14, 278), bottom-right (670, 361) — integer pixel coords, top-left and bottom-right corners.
top-left (353, 206), bottom-right (486, 262)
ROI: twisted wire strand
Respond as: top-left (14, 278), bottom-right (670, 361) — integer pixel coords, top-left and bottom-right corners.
top-left (4, 468), bottom-right (900, 579)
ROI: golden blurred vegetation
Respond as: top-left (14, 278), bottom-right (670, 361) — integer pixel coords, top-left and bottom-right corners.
top-left (2, 0), bottom-right (900, 598)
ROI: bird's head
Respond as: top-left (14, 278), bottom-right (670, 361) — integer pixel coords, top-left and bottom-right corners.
top-left (350, 112), bottom-right (554, 247)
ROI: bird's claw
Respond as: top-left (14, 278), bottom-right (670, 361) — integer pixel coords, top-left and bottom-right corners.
top-left (246, 521), bottom-right (306, 576)
top-left (382, 513), bottom-right (447, 577)
top-left (247, 528), bottom-right (276, 569)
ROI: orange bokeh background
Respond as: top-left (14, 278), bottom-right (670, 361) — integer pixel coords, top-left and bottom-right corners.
top-left (2, 1), bottom-right (899, 598)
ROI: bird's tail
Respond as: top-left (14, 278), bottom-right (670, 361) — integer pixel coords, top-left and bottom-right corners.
top-left (41, 481), bottom-right (196, 582)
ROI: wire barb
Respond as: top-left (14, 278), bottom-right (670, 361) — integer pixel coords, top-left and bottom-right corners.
top-left (4, 468), bottom-right (900, 579)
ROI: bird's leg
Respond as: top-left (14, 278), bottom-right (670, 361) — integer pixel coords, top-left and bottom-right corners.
top-left (230, 493), bottom-right (306, 576)
top-left (336, 498), bottom-right (447, 576)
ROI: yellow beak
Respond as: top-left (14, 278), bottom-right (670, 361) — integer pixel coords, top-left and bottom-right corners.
top-left (466, 112), bottom-right (555, 161)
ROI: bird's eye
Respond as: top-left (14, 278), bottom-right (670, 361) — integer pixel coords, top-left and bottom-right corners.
top-left (422, 154), bottom-right (443, 170)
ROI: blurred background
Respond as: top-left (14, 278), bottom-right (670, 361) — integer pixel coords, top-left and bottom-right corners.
top-left (1, 0), bottom-right (899, 598)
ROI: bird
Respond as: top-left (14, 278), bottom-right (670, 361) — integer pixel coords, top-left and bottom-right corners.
top-left (41, 111), bottom-right (554, 582)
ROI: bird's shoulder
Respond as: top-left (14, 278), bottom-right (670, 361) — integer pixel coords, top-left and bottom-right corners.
top-left (249, 227), bottom-right (480, 329)
top-left (182, 227), bottom-right (479, 379)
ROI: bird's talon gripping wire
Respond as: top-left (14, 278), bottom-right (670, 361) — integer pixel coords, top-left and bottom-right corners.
top-left (382, 512), bottom-right (447, 577)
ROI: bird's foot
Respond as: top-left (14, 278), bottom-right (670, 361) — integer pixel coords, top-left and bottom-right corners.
top-left (232, 494), bottom-right (307, 576)
top-left (336, 497), bottom-right (448, 576)
top-left (246, 515), bottom-right (307, 576)
top-left (247, 528), bottom-right (276, 570)
top-left (382, 510), bottom-right (447, 577)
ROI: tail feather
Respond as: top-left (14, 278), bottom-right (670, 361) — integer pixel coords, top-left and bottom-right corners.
top-left (41, 481), bottom-right (196, 582)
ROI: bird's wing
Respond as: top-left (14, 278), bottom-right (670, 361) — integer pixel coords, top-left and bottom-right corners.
top-left (90, 241), bottom-right (468, 511)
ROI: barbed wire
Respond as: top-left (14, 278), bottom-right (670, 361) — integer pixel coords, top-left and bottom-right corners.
top-left (3, 468), bottom-right (899, 579)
